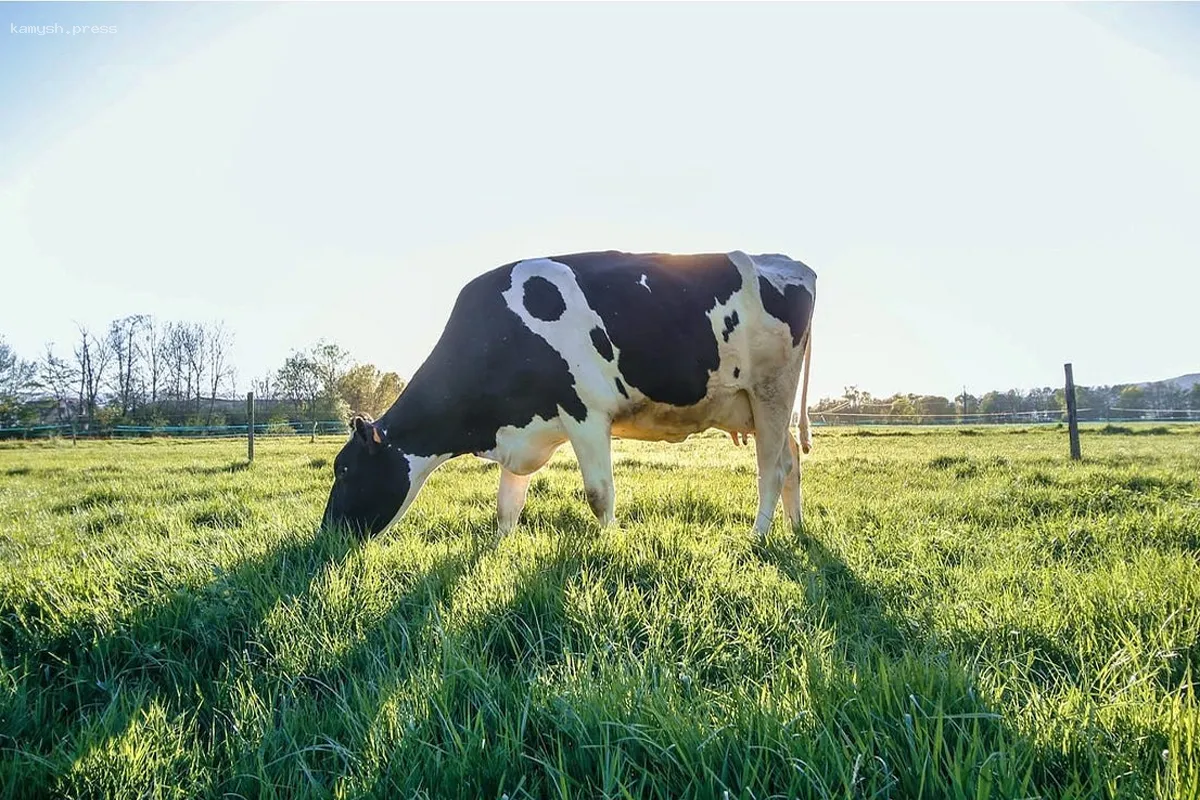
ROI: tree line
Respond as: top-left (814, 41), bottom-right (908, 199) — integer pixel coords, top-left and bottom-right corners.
top-left (811, 381), bottom-right (1200, 425)
top-left (0, 317), bottom-right (403, 433)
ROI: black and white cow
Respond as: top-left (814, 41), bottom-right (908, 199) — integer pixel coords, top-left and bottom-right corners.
top-left (321, 250), bottom-right (816, 539)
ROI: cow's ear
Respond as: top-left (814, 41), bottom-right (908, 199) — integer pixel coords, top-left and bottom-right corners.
top-left (351, 414), bottom-right (380, 448)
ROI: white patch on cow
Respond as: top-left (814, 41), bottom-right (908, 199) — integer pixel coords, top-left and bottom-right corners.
top-left (484, 413), bottom-right (567, 475)
top-left (497, 468), bottom-right (534, 535)
top-left (638, 274), bottom-right (651, 293)
top-left (736, 251), bottom-right (817, 299)
top-left (502, 259), bottom-right (628, 415)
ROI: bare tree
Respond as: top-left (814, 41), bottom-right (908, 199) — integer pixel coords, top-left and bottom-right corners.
top-left (182, 322), bottom-right (208, 413)
top-left (36, 343), bottom-right (79, 424)
top-left (162, 321), bottom-right (189, 404)
top-left (250, 373), bottom-right (276, 401)
top-left (72, 324), bottom-right (112, 424)
top-left (205, 321), bottom-right (235, 421)
top-left (142, 315), bottom-right (164, 407)
top-left (107, 315), bottom-right (147, 417)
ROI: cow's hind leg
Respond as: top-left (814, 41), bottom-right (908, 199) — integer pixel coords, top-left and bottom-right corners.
top-left (750, 384), bottom-right (800, 539)
top-left (780, 429), bottom-right (803, 530)
top-left (563, 415), bottom-right (616, 527)
top-left (497, 468), bottom-right (534, 535)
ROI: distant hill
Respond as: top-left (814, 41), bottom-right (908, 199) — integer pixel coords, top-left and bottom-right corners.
top-left (1137, 373), bottom-right (1200, 391)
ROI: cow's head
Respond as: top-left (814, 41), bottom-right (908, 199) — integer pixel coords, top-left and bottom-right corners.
top-left (320, 414), bottom-right (412, 538)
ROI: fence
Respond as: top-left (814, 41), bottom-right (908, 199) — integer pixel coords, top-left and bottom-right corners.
top-left (4, 409), bottom-right (1198, 442)
top-left (809, 407), bottom-right (1200, 427)
top-left (0, 420), bottom-right (350, 441)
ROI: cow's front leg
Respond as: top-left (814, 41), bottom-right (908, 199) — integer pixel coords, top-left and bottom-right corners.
top-left (564, 415), bottom-right (616, 527)
top-left (497, 467), bottom-right (534, 535)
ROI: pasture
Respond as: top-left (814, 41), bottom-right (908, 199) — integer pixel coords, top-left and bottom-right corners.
top-left (1, 425), bottom-right (1198, 799)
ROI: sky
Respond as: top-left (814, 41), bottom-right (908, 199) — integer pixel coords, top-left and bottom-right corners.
top-left (2, 1), bottom-right (1199, 405)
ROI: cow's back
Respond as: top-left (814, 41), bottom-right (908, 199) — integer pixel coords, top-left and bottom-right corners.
top-left (550, 251), bottom-right (744, 408)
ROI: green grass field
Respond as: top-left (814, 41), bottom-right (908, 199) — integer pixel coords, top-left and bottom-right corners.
top-left (1, 425), bottom-right (1198, 799)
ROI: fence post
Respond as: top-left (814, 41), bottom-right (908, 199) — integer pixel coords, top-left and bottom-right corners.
top-left (1064, 363), bottom-right (1081, 461)
top-left (247, 392), bottom-right (255, 463)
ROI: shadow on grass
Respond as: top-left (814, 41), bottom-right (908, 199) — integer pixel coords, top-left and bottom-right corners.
top-left (0, 500), bottom-right (592, 799)
top-left (238, 528), bottom-right (595, 798)
top-left (2, 496), bottom-right (1180, 798)
top-left (0, 523), bottom-right (366, 793)
top-left (752, 526), bottom-right (1152, 799)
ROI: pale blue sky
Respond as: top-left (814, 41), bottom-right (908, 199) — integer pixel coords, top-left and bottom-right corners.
top-left (2, 1), bottom-right (1198, 404)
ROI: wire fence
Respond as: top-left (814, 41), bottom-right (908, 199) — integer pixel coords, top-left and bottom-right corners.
top-left (3, 408), bottom-right (1198, 442)
top-left (809, 407), bottom-right (1200, 427)
top-left (0, 420), bottom-right (350, 441)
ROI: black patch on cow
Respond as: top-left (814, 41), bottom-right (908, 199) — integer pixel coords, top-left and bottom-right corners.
top-left (733, 367), bottom-right (740, 379)
top-left (378, 264), bottom-right (588, 457)
top-left (614, 377), bottom-right (628, 398)
top-left (721, 311), bottom-right (739, 342)
top-left (548, 251), bottom-right (743, 407)
top-left (758, 277), bottom-right (813, 347)
top-left (590, 326), bottom-right (614, 361)
top-left (523, 276), bottom-right (566, 322)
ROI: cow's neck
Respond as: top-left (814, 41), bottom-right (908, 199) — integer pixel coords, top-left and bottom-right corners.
top-left (375, 377), bottom-right (463, 459)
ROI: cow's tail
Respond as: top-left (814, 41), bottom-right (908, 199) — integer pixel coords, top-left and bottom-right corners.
top-left (798, 324), bottom-right (813, 454)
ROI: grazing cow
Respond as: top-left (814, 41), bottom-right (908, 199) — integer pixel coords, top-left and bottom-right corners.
top-left (321, 250), bottom-right (816, 539)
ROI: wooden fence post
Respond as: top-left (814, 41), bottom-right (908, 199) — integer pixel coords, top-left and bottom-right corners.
top-left (247, 392), bottom-right (255, 463)
top-left (1064, 363), bottom-right (1081, 460)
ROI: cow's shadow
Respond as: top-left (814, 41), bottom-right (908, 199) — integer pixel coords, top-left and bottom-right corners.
top-left (751, 525), bottom-right (1123, 799)
top-left (5, 525), bottom-right (368, 782)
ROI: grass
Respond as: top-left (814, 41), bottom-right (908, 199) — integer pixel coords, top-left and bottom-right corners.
top-left (1, 424), bottom-right (1198, 799)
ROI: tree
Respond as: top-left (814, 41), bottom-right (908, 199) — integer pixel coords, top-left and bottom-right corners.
top-left (890, 395), bottom-right (915, 418)
top-left (0, 337), bottom-right (36, 426)
top-left (1073, 385), bottom-right (1113, 421)
top-left (250, 372), bottom-right (278, 401)
top-left (1159, 382), bottom-right (1187, 413)
top-left (338, 363), bottom-right (405, 418)
top-left (275, 340), bottom-right (353, 424)
top-left (141, 316), bottom-right (164, 408)
top-left (107, 315), bottom-right (146, 417)
top-left (276, 351), bottom-right (322, 422)
top-left (181, 322), bottom-right (208, 412)
top-left (1189, 384), bottom-right (1200, 411)
top-left (36, 344), bottom-right (79, 425)
top-left (979, 390), bottom-right (1022, 417)
top-left (311, 340), bottom-right (351, 397)
top-left (162, 321), bottom-right (189, 403)
top-left (1115, 385), bottom-right (1145, 410)
top-left (72, 324), bottom-right (112, 425)
top-left (916, 395), bottom-right (954, 422)
top-left (205, 321), bottom-right (235, 422)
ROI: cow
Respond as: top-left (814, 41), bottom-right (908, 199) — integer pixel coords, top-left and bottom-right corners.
top-left (321, 249), bottom-right (816, 540)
